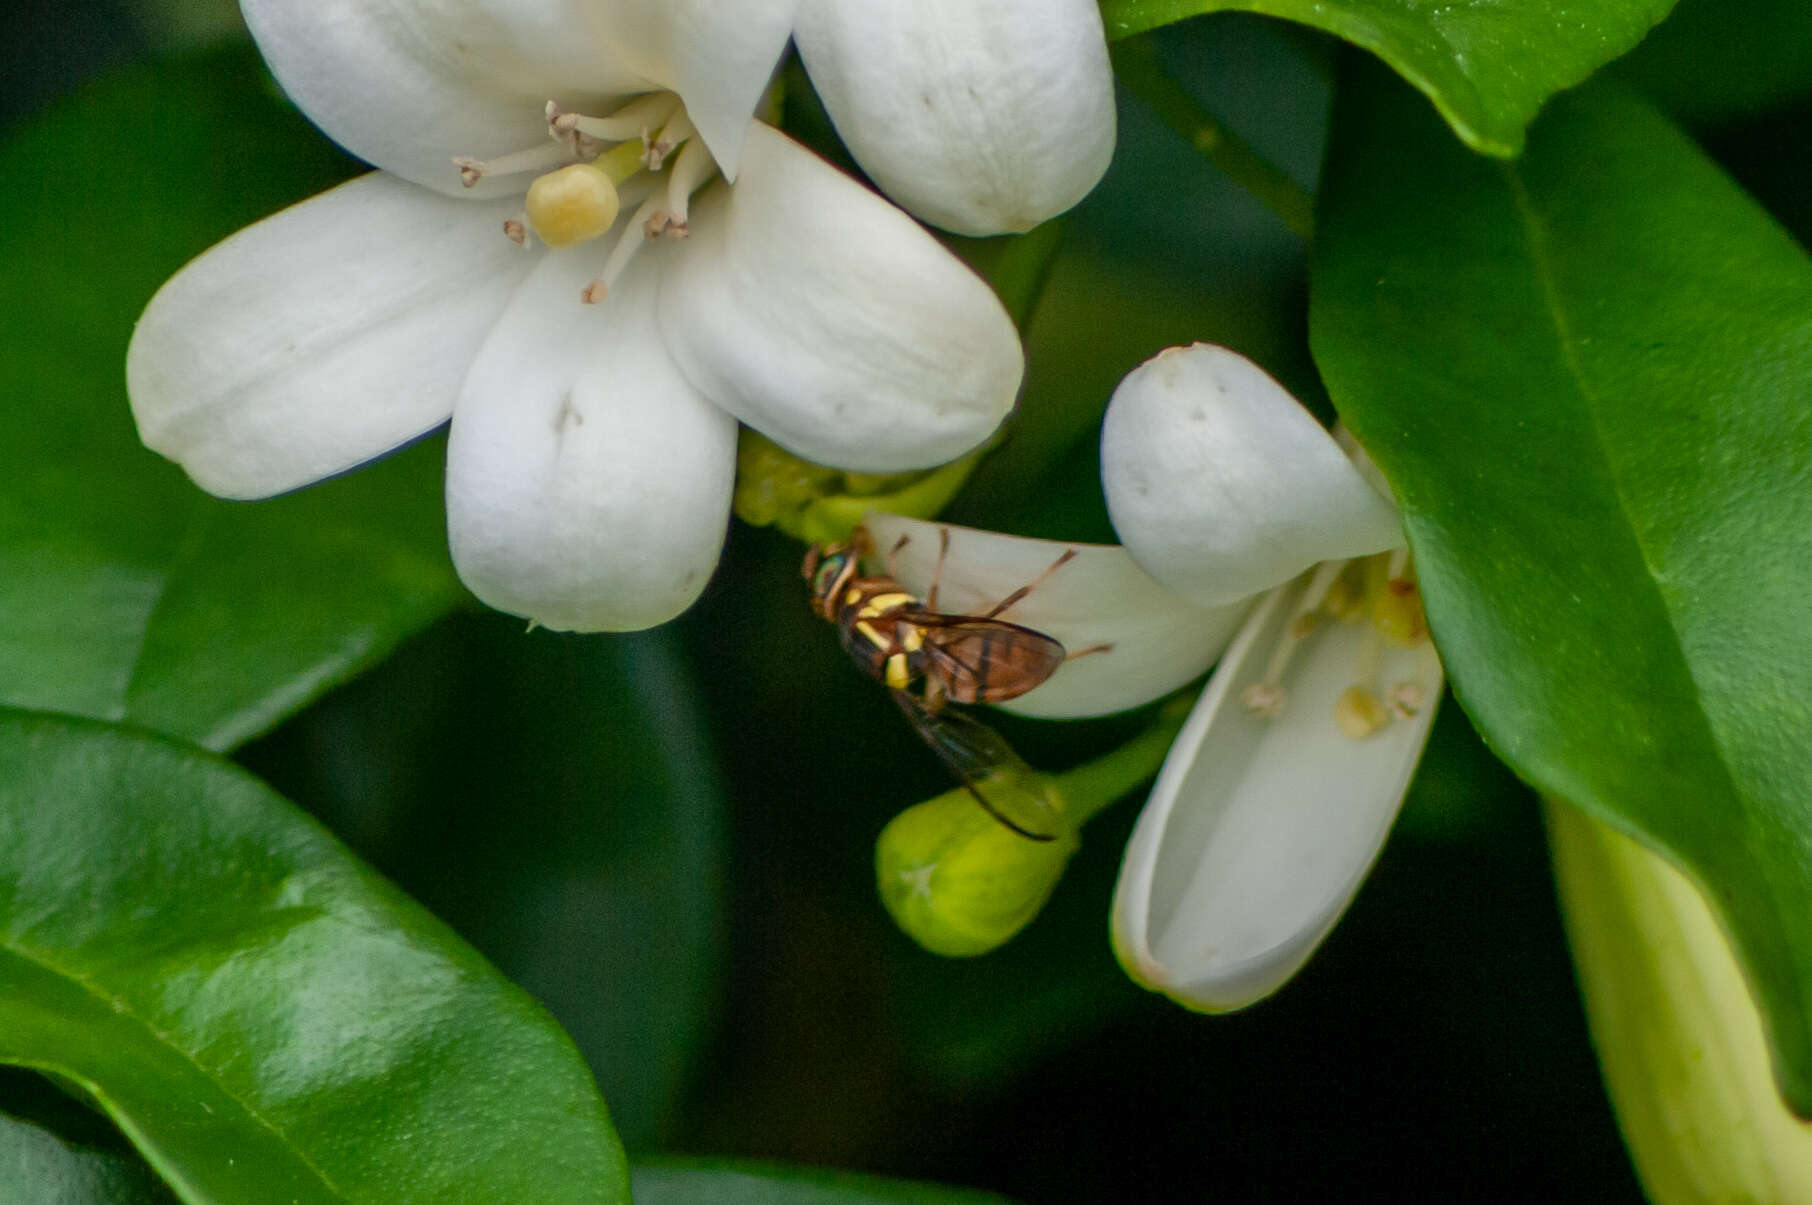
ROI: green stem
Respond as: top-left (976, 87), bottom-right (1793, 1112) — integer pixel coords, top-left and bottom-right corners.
top-left (1053, 694), bottom-right (1195, 827)
top-left (1111, 37), bottom-right (1316, 240)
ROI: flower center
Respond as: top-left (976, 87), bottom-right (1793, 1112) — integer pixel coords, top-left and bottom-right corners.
top-left (453, 92), bottom-right (721, 302)
top-left (1241, 550), bottom-right (1432, 741)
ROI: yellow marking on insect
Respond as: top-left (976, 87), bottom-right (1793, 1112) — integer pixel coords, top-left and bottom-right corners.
top-left (884, 653), bottom-right (911, 690)
top-left (859, 592), bottom-right (915, 618)
top-left (855, 620), bottom-right (890, 649)
top-left (844, 587), bottom-right (865, 608)
top-left (901, 626), bottom-right (925, 653)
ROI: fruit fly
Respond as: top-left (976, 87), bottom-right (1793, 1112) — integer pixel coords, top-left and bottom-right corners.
top-left (803, 526), bottom-right (1099, 841)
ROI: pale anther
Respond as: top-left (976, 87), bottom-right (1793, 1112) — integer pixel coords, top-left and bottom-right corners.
top-left (1242, 681), bottom-right (1288, 718)
top-left (1386, 681), bottom-right (1428, 720)
top-left (1334, 685), bottom-right (1391, 739)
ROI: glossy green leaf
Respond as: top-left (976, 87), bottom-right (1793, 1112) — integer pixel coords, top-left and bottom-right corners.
top-left (247, 616), bottom-right (727, 1153)
top-left (0, 710), bottom-right (628, 1203)
top-left (0, 50), bottom-right (463, 751)
top-left (0, 1110), bottom-right (176, 1205)
top-left (1099, 0), bottom-right (1677, 155)
top-left (1310, 70), bottom-right (1812, 1111)
top-left (631, 1161), bottom-right (1012, 1205)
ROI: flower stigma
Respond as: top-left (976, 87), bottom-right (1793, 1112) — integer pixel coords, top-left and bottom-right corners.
top-left (453, 93), bottom-right (723, 302)
top-left (1240, 552), bottom-right (1432, 742)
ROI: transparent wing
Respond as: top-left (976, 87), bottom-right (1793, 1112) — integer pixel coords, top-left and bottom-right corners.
top-left (892, 692), bottom-right (1067, 842)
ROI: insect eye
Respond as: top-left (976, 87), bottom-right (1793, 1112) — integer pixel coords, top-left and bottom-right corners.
top-left (813, 556), bottom-right (845, 595)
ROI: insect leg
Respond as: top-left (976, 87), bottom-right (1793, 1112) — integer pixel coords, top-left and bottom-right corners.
top-left (927, 526), bottom-right (951, 611)
top-left (1063, 642), bottom-right (1114, 661)
top-left (979, 548), bottom-right (1078, 621)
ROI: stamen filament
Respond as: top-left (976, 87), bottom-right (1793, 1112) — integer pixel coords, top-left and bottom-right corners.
top-left (454, 142), bottom-right (570, 188)
top-left (552, 94), bottom-right (681, 144)
top-left (662, 138), bottom-right (717, 235)
top-left (646, 111), bottom-right (697, 171)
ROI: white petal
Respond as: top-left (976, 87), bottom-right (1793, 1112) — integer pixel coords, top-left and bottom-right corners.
top-left (1112, 575), bottom-right (1443, 1010)
top-left (794, 0), bottom-right (1114, 235)
top-left (446, 245), bottom-right (736, 632)
top-left (862, 515), bottom-right (1250, 719)
top-left (595, 0), bottom-right (798, 179)
top-left (1102, 344), bottom-right (1405, 606)
top-left (242, 0), bottom-right (647, 198)
top-left (127, 173), bottom-right (531, 499)
top-left (659, 124), bottom-right (1023, 472)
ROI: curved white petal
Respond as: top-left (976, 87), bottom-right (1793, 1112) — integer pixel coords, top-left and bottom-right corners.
top-left (128, 173), bottom-right (530, 499)
top-left (1102, 344), bottom-right (1405, 606)
top-left (794, 0), bottom-right (1114, 235)
top-left (242, 0), bottom-right (648, 198)
top-left (863, 515), bottom-right (1249, 719)
top-left (446, 244), bottom-right (736, 632)
top-left (595, 0), bottom-right (798, 179)
top-left (659, 124), bottom-right (1023, 473)
top-left (1112, 575), bottom-right (1442, 1010)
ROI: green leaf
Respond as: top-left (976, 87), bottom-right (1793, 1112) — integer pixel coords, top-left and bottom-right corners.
top-left (0, 49), bottom-right (463, 751)
top-left (1310, 69), bottom-right (1812, 1111)
top-left (0, 710), bottom-right (628, 1203)
top-left (1099, 0), bottom-right (1678, 155)
top-left (631, 1160), bottom-right (1013, 1205)
top-left (248, 616), bottom-right (727, 1153)
top-left (0, 1110), bottom-right (176, 1205)
top-left (1616, 0), bottom-right (1812, 126)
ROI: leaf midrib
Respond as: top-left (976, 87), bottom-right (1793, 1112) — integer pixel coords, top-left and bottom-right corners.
top-left (0, 937), bottom-right (350, 1202)
top-left (1497, 161), bottom-right (1781, 887)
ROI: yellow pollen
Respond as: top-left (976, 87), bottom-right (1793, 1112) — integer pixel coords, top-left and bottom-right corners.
top-left (1334, 685), bottom-right (1391, 739)
top-left (525, 163), bottom-right (620, 248)
top-left (1373, 578), bottom-right (1428, 647)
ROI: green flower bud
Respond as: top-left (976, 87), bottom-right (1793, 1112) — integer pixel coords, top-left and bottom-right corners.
top-left (732, 432), bottom-right (841, 533)
top-left (877, 774), bottom-right (1078, 958)
top-left (1549, 800), bottom-right (1812, 1203)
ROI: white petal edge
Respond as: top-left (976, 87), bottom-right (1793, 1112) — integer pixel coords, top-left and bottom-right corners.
top-left (793, 0), bottom-right (1114, 235)
top-left (1102, 344), bottom-right (1405, 606)
top-left (446, 243), bottom-right (736, 632)
top-left (659, 123), bottom-right (1022, 473)
top-left (242, 0), bottom-right (653, 199)
top-left (863, 514), bottom-right (1250, 719)
top-left (1111, 573), bottom-right (1443, 1010)
top-left (595, 0), bottom-right (799, 179)
top-left (128, 172), bottom-right (531, 499)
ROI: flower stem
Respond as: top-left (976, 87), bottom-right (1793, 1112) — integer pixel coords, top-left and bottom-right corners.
top-left (1111, 37), bottom-right (1315, 240)
top-left (1053, 694), bottom-right (1194, 827)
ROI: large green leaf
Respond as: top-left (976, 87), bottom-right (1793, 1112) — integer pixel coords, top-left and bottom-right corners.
top-left (0, 1110), bottom-right (175, 1205)
top-left (246, 615), bottom-right (728, 1153)
top-left (0, 50), bottom-right (463, 751)
top-left (631, 1161), bottom-right (1012, 1205)
top-left (1310, 70), bottom-right (1812, 1110)
top-left (0, 710), bottom-right (628, 1203)
top-left (1099, 0), bottom-right (1677, 155)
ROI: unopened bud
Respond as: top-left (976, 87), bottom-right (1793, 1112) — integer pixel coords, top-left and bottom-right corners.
top-left (731, 432), bottom-right (841, 532)
top-left (1550, 801), bottom-right (1812, 1203)
top-left (876, 775), bottom-right (1077, 958)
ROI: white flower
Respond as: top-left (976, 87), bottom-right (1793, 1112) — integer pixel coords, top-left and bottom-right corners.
top-left (127, 1), bottom-right (1054, 632)
top-left (867, 345), bottom-right (1444, 1009)
top-left (1104, 345), bottom-right (1443, 1010)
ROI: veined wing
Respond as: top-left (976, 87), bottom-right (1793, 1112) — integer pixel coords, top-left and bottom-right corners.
top-left (892, 692), bottom-right (1067, 842)
top-left (902, 611), bottom-right (1066, 705)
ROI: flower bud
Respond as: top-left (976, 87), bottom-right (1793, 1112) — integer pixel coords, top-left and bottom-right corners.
top-left (877, 774), bottom-right (1078, 958)
top-left (1549, 800), bottom-right (1812, 1203)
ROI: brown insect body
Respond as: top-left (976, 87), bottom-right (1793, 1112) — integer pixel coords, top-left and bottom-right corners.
top-left (803, 532), bottom-right (1076, 841)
